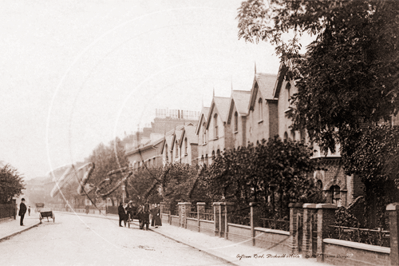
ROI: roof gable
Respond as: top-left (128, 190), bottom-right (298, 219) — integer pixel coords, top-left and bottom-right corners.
top-left (272, 63), bottom-right (289, 98)
top-left (206, 96), bottom-right (230, 129)
top-left (227, 90), bottom-right (251, 124)
top-left (249, 73), bottom-right (278, 110)
top-left (195, 107), bottom-right (210, 135)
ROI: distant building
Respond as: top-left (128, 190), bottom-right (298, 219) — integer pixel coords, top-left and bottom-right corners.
top-left (125, 109), bottom-right (199, 169)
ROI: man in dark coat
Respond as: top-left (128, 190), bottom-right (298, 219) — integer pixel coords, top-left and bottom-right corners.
top-left (118, 202), bottom-right (126, 227)
top-left (19, 198), bottom-right (27, 226)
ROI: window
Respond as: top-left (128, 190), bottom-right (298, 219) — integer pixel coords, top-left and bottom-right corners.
top-left (283, 132), bottom-right (288, 142)
top-left (234, 112), bottom-right (238, 132)
top-left (316, 180), bottom-right (323, 190)
top-left (258, 98), bottom-right (263, 121)
top-left (201, 155), bottom-right (204, 165)
top-left (205, 154), bottom-right (208, 166)
top-left (203, 123), bottom-right (206, 144)
top-left (184, 137), bottom-right (188, 155)
top-left (212, 150), bottom-right (215, 160)
top-left (214, 114), bottom-right (218, 139)
top-left (291, 130), bottom-right (296, 141)
top-left (330, 185), bottom-right (340, 204)
top-left (217, 149), bottom-right (220, 157)
top-left (286, 82), bottom-right (291, 103)
top-left (165, 144), bottom-right (168, 162)
top-left (175, 141), bottom-right (179, 158)
top-left (300, 128), bottom-right (305, 142)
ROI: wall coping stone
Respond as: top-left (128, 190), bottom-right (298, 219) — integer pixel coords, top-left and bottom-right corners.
top-left (199, 219), bottom-right (214, 224)
top-left (316, 203), bottom-right (337, 209)
top-left (221, 202), bottom-right (235, 206)
top-left (213, 202), bottom-right (223, 206)
top-left (288, 203), bottom-right (304, 208)
top-left (187, 217), bottom-right (196, 221)
top-left (386, 202), bottom-right (399, 211)
top-left (303, 203), bottom-right (318, 209)
top-left (178, 202), bottom-right (192, 205)
top-left (255, 227), bottom-right (290, 236)
top-left (323, 238), bottom-right (390, 254)
top-left (196, 202), bottom-right (206, 206)
top-left (227, 223), bottom-right (251, 230)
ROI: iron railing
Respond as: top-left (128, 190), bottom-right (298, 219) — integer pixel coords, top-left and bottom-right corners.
top-left (328, 225), bottom-right (390, 247)
top-left (199, 211), bottom-right (214, 221)
top-left (259, 218), bottom-right (290, 231)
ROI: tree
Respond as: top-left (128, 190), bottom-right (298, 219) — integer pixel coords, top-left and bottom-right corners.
top-left (341, 125), bottom-right (399, 228)
top-left (87, 137), bottom-right (130, 205)
top-left (206, 137), bottom-right (319, 220)
top-left (237, 0), bottom-right (399, 154)
top-left (0, 164), bottom-right (25, 204)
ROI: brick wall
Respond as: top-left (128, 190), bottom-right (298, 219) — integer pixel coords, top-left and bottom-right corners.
top-left (323, 240), bottom-right (390, 266)
top-left (268, 101), bottom-right (279, 138)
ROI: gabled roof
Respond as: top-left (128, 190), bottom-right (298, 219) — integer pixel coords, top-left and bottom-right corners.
top-left (227, 90), bottom-right (251, 124)
top-left (249, 73), bottom-right (278, 110)
top-left (206, 96), bottom-right (230, 129)
top-left (180, 124), bottom-right (198, 146)
top-left (195, 106), bottom-right (210, 135)
top-left (174, 125), bottom-right (184, 145)
top-left (160, 129), bottom-right (175, 154)
top-left (272, 63), bottom-right (289, 98)
top-left (126, 136), bottom-right (165, 156)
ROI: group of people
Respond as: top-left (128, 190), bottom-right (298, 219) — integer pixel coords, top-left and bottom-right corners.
top-left (118, 201), bottom-right (162, 230)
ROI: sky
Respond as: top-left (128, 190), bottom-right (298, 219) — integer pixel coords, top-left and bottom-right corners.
top-left (0, 0), bottom-right (309, 180)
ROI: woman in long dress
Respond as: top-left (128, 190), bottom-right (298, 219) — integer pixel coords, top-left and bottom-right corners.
top-left (154, 207), bottom-right (162, 228)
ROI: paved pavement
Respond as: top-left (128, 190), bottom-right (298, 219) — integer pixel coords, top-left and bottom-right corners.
top-left (0, 214), bottom-right (41, 242)
top-left (0, 210), bottom-right (327, 266)
top-left (55, 211), bottom-right (326, 266)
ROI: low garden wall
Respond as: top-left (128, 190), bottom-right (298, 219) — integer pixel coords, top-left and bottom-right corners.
top-left (199, 219), bottom-right (214, 236)
top-left (227, 223), bottom-right (251, 245)
top-left (323, 239), bottom-right (390, 266)
top-left (254, 227), bottom-right (291, 254)
top-left (159, 201), bottom-right (399, 265)
top-left (0, 203), bottom-right (15, 220)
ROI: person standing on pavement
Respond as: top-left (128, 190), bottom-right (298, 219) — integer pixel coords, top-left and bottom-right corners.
top-left (18, 198), bottom-right (27, 226)
top-left (118, 202), bottom-right (126, 227)
top-left (154, 205), bottom-right (162, 228)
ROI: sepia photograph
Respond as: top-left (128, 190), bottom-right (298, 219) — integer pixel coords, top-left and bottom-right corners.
top-left (0, 0), bottom-right (398, 265)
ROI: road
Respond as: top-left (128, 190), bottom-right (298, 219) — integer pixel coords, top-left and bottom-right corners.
top-left (0, 212), bottom-right (227, 266)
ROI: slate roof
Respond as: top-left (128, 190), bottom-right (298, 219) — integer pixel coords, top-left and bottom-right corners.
top-left (231, 90), bottom-right (251, 116)
top-left (255, 73), bottom-right (278, 100)
top-left (183, 125), bottom-right (198, 145)
top-left (206, 96), bottom-right (230, 129)
top-left (196, 106), bottom-right (210, 135)
top-left (249, 73), bottom-right (278, 110)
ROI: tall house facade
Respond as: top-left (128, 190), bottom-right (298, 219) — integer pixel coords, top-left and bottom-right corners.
top-left (227, 90), bottom-right (251, 149)
top-left (204, 96), bottom-right (232, 164)
top-left (196, 107), bottom-right (210, 166)
top-left (246, 73), bottom-right (279, 145)
top-left (272, 63), bottom-right (364, 207)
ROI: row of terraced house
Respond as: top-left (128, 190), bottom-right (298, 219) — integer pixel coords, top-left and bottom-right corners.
top-left (126, 63), bottom-right (366, 208)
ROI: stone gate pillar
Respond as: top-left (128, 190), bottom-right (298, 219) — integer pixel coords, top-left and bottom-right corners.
top-left (303, 204), bottom-right (318, 258)
top-left (316, 203), bottom-right (337, 262)
top-left (387, 203), bottom-right (399, 266)
top-left (289, 203), bottom-right (304, 254)
top-left (223, 202), bottom-right (234, 240)
top-left (178, 202), bottom-right (191, 229)
top-left (213, 202), bottom-right (222, 237)
top-left (197, 202), bottom-right (205, 232)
